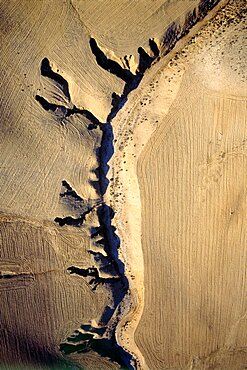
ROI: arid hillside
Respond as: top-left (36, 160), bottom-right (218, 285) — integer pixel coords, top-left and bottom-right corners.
top-left (135, 1), bottom-right (247, 368)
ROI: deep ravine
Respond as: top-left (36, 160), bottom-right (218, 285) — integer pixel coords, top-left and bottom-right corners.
top-left (35, 1), bottom-right (223, 366)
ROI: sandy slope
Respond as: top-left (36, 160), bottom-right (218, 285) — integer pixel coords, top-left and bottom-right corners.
top-left (134, 1), bottom-right (246, 369)
top-left (1, 0), bottom-right (245, 369)
top-left (105, 1), bottom-right (242, 368)
top-left (0, 0), bottom-right (120, 368)
top-left (0, 213), bottom-right (114, 369)
top-left (71, 0), bottom-right (199, 67)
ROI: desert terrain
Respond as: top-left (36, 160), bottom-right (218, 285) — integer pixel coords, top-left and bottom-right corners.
top-left (0, 0), bottom-right (246, 369)
top-left (135, 2), bottom-right (247, 369)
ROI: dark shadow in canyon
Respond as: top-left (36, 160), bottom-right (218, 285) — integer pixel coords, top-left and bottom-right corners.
top-left (34, 3), bottom-right (223, 365)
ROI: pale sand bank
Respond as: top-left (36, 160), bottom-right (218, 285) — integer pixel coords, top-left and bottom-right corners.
top-left (107, 0), bottom-right (246, 368)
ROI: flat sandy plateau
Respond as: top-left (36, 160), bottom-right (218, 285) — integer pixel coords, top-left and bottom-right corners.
top-left (107, 1), bottom-right (247, 369)
top-left (0, 0), bottom-right (246, 369)
top-left (108, 0), bottom-right (246, 368)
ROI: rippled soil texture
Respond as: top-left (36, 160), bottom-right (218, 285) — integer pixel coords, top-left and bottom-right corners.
top-left (136, 1), bottom-right (247, 369)
top-left (1, 0), bottom-right (246, 369)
